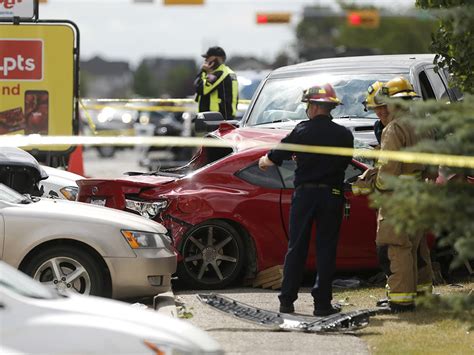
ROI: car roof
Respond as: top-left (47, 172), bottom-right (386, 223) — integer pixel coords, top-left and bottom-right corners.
top-left (269, 54), bottom-right (435, 78)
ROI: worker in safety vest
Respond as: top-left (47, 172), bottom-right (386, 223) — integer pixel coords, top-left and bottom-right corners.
top-left (372, 77), bottom-right (434, 312)
top-left (194, 46), bottom-right (239, 120)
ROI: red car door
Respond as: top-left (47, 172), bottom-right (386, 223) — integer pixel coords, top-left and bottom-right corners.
top-left (278, 160), bottom-right (378, 270)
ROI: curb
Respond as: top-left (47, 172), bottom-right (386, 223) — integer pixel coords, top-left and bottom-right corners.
top-left (153, 290), bottom-right (178, 318)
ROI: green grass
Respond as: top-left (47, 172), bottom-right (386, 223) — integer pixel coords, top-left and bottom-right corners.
top-left (333, 282), bottom-right (474, 354)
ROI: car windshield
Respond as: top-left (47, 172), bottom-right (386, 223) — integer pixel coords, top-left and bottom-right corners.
top-left (0, 183), bottom-right (30, 204)
top-left (0, 262), bottom-right (59, 299)
top-left (245, 73), bottom-right (407, 126)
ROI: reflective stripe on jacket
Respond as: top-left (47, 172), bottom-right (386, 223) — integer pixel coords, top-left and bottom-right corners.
top-left (194, 64), bottom-right (238, 119)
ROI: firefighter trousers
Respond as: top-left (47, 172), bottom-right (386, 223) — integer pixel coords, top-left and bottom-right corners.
top-left (376, 206), bottom-right (424, 305)
top-left (416, 236), bottom-right (434, 294)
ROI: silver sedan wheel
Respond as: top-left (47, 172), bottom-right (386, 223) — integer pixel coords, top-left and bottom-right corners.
top-left (33, 256), bottom-right (92, 295)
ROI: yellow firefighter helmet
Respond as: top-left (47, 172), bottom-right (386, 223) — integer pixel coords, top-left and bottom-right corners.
top-left (363, 81), bottom-right (386, 111)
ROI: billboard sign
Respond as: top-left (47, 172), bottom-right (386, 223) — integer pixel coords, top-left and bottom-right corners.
top-left (0, 0), bottom-right (37, 20)
top-left (0, 23), bottom-right (77, 152)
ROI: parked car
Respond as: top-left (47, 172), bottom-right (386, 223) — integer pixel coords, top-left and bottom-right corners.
top-left (80, 102), bottom-right (137, 158)
top-left (198, 54), bottom-right (462, 146)
top-left (0, 147), bottom-right (81, 201)
top-left (0, 147), bottom-right (48, 198)
top-left (40, 165), bottom-right (82, 201)
top-left (134, 103), bottom-right (193, 170)
top-left (77, 54), bottom-right (452, 289)
top-left (0, 182), bottom-right (176, 298)
top-left (0, 261), bottom-right (223, 355)
top-left (77, 126), bottom-right (377, 289)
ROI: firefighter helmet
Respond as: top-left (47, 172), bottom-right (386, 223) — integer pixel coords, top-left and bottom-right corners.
top-left (301, 83), bottom-right (342, 105)
top-left (381, 76), bottom-right (419, 99)
top-left (373, 76), bottom-right (420, 106)
top-left (363, 81), bottom-right (386, 111)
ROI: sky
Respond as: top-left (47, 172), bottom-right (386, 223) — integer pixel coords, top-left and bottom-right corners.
top-left (39, 0), bottom-right (416, 68)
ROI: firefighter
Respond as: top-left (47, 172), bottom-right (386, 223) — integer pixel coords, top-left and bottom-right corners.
top-left (258, 83), bottom-right (354, 316)
top-left (194, 46), bottom-right (239, 120)
top-left (373, 76), bottom-right (433, 312)
top-left (363, 81), bottom-right (387, 146)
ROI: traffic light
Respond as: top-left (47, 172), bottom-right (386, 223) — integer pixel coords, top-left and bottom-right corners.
top-left (346, 10), bottom-right (380, 29)
top-left (256, 12), bottom-right (291, 24)
top-left (163, 0), bottom-right (204, 4)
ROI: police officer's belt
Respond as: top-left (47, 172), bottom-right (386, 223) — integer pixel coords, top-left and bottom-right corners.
top-left (297, 183), bottom-right (341, 194)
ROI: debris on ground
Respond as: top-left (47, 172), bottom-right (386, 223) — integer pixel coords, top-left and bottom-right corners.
top-left (198, 293), bottom-right (375, 333)
top-left (332, 278), bottom-right (361, 289)
top-left (248, 265), bottom-right (283, 290)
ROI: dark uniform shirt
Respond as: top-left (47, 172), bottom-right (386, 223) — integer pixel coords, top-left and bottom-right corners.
top-left (268, 115), bottom-right (354, 188)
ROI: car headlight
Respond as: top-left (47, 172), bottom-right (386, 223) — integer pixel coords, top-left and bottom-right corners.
top-left (143, 340), bottom-right (223, 355)
top-left (125, 199), bottom-right (167, 219)
top-left (122, 230), bottom-right (171, 249)
top-left (60, 186), bottom-right (78, 201)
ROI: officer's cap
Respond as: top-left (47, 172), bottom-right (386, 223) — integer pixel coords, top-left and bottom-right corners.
top-left (202, 46), bottom-right (227, 59)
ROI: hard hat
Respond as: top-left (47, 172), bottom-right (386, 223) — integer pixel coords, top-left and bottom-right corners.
top-left (301, 83), bottom-right (342, 105)
top-left (363, 81), bottom-right (386, 111)
top-left (381, 76), bottom-right (420, 99)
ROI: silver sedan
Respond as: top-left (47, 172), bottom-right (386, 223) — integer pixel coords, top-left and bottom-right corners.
top-left (0, 183), bottom-right (176, 299)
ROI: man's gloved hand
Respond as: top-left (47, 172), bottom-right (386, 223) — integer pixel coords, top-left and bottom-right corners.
top-left (351, 167), bottom-right (378, 195)
top-left (258, 155), bottom-right (274, 171)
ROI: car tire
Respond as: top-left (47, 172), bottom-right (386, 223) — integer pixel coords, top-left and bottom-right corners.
top-left (97, 146), bottom-right (115, 158)
top-left (178, 220), bottom-right (245, 289)
top-left (22, 246), bottom-right (106, 297)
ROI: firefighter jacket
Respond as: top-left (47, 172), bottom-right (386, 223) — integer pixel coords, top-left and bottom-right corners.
top-left (194, 63), bottom-right (239, 120)
top-left (375, 113), bottom-right (425, 192)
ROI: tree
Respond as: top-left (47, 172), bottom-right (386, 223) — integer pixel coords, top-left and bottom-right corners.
top-left (337, 16), bottom-right (435, 54)
top-left (133, 61), bottom-right (157, 98)
top-left (372, 0), bottom-right (473, 325)
top-left (295, 4), bottom-right (436, 61)
top-left (416, 0), bottom-right (474, 93)
top-left (165, 65), bottom-right (196, 98)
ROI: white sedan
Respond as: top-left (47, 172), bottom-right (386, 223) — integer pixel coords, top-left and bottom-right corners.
top-left (40, 165), bottom-right (82, 200)
top-left (0, 183), bottom-right (176, 299)
top-left (0, 261), bottom-right (223, 355)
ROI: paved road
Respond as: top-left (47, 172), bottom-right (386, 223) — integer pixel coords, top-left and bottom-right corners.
top-left (85, 149), bottom-right (370, 355)
top-left (83, 147), bottom-right (143, 178)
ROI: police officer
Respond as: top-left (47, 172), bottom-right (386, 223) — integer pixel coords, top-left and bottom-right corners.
top-left (373, 77), bottom-right (433, 312)
top-left (259, 83), bottom-right (353, 316)
top-left (194, 46), bottom-right (239, 120)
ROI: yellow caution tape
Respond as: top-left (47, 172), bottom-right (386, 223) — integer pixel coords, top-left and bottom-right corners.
top-left (79, 100), bottom-right (97, 135)
top-left (1, 135), bottom-right (473, 169)
top-left (79, 99), bottom-right (251, 114)
top-left (80, 98), bottom-right (252, 105)
top-left (82, 104), bottom-right (193, 113)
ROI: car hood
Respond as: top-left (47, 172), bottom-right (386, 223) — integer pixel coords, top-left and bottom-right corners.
top-left (47, 294), bottom-right (221, 351)
top-left (212, 120), bottom-right (376, 151)
top-left (8, 198), bottom-right (167, 234)
top-left (6, 291), bottom-right (221, 353)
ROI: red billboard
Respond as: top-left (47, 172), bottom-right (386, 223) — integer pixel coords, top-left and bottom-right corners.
top-left (0, 39), bottom-right (43, 81)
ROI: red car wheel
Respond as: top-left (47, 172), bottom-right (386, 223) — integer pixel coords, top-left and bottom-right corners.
top-left (178, 220), bottom-right (245, 289)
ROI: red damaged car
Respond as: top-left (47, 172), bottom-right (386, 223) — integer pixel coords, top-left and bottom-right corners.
top-left (77, 124), bottom-right (377, 289)
top-left (77, 54), bottom-right (454, 289)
